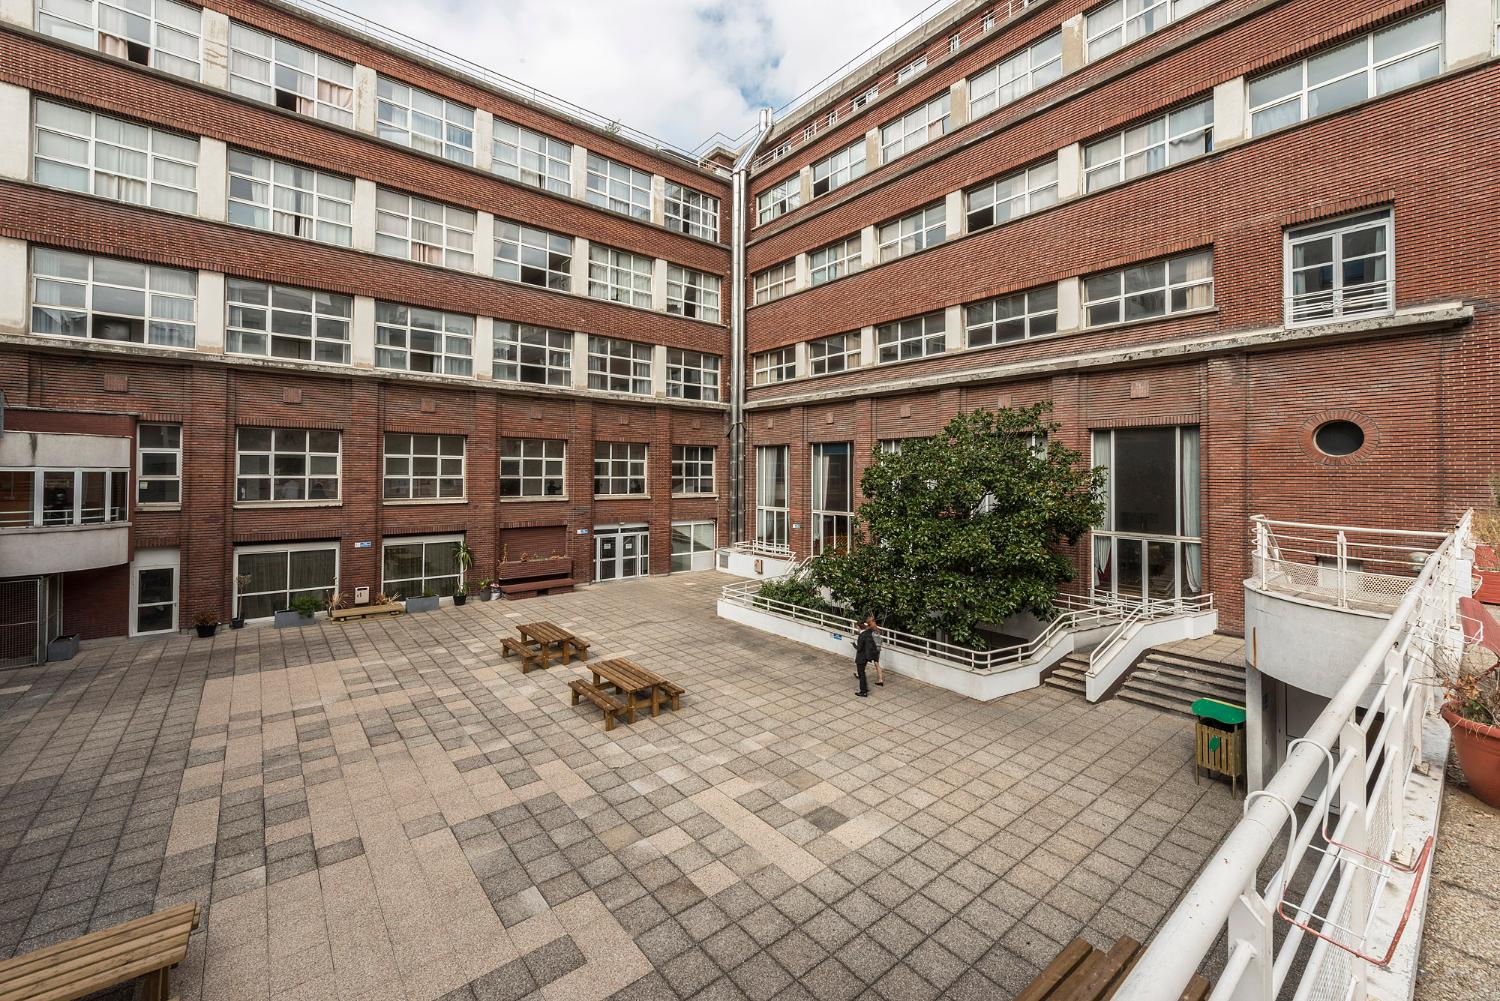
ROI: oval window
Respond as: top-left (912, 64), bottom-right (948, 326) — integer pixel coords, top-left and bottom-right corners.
top-left (1313, 420), bottom-right (1365, 457)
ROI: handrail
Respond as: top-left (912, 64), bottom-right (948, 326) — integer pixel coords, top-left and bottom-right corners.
top-left (1085, 594), bottom-right (1215, 678)
top-left (1250, 514), bottom-right (1443, 611)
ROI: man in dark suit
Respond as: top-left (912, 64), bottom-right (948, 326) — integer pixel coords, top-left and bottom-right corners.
top-left (854, 613), bottom-right (881, 698)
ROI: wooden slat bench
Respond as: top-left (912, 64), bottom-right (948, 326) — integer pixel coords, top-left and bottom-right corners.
top-left (498, 577), bottom-right (575, 599)
top-left (569, 679), bottom-right (626, 731)
top-left (1018, 936), bottom-right (1210, 1001)
top-left (501, 636), bottom-right (545, 673)
top-left (329, 603), bottom-right (403, 623)
top-left (655, 679), bottom-right (684, 711)
top-left (0, 902), bottom-right (198, 1001)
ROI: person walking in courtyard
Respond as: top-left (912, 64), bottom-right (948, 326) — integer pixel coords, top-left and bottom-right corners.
top-left (855, 613), bottom-right (882, 697)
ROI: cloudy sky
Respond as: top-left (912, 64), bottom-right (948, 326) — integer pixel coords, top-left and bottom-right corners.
top-left (335, 0), bottom-right (952, 152)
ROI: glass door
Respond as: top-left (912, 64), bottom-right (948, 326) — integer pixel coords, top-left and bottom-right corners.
top-left (594, 526), bottom-right (649, 581)
top-left (131, 547), bottom-right (179, 635)
top-left (1091, 427), bottom-right (1202, 606)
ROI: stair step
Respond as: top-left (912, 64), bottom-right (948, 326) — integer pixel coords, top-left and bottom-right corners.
top-left (1128, 667), bottom-right (1245, 698)
top-left (1122, 676), bottom-right (1243, 705)
top-left (1140, 652), bottom-right (1245, 680)
top-left (1117, 688), bottom-right (1198, 716)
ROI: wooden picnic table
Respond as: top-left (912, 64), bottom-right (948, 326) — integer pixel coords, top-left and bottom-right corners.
top-left (589, 657), bottom-right (668, 721)
top-left (516, 621), bottom-right (589, 669)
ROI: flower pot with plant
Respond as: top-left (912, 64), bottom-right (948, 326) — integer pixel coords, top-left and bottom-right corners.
top-left (476, 579), bottom-right (493, 602)
top-left (454, 585), bottom-right (467, 606)
top-left (405, 590), bottom-right (439, 614)
top-left (1434, 641), bottom-right (1500, 808)
top-left (231, 574), bottom-right (251, 628)
top-left (193, 611), bottom-right (219, 638)
top-left (274, 594), bottom-right (324, 628)
top-left (454, 541), bottom-right (475, 599)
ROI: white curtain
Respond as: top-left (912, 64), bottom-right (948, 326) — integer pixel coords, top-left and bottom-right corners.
top-left (1181, 428), bottom-right (1202, 595)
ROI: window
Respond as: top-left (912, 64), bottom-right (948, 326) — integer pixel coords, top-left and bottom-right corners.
top-left (132, 550), bottom-right (177, 635)
top-left (812, 141), bottom-right (867, 197)
top-left (811, 442), bottom-right (853, 555)
top-left (966, 160), bottom-right (1058, 231)
top-left (1091, 427), bottom-right (1201, 601)
top-left (227, 22), bottom-right (354, 126)
top-left (374, 302), bottom-right (473, 376)
top-left (234, 543), bottom-right (338, 619)
top-left (494, 222), bottom-right (571, 291)
top-left (809, 332), bottom-right (860, 375)
top-left (852, 86), bottom-right (878, 110)
top-left (1249, 10), bottom-right (1442, 137)
top-left (34, 100), bottom-right (198, 214)
top-left (594, 443), bottom-right (647, 495)
top-left (226, 150), bottom-right (352, 247)
top-left (1084, 99), bottom-right (1212, 192)
top-left (15, 468), bottom-right (128, 526)
top-left (501, 439), bottom-right (566, 498)
top-left (672, 446), bottom-right (715, 495)
top-left (375, 189), bottom-right (476, 270)
top-left (492, 119), bottom-right (572, 195)
top-left (375, 77), bottom-right (474, 165)
top-left (37, 0), bottom-right (200, 80)
top-left (136, 424), bottom-right (181, 506)
top-left (753, 347), bottom-right (797, 385)
top-left (667, 266), bottom-right (721, 319)
top-left (31, 247), bottom-right (196, 348)
top-left (383, 536), bottom-right (464, 598)
top-left (1284, 210), bottom-right (1392, 325)
top-left (809, 236), bottom-right (861, 286)
top-left (755, 445), bottom-right (789, 548)
top-left (666, 349), bottom-right (720, 401)
top-left (494, 323), bottom-right (572, 386)
top-left (753, 261), bottom-right (797, 305)
top-left (968, 32), bottom-right (1063, 118)
top-left (383, 434), bottom-right (464, 500)
top-left (1085, 250), bottom-right (1214, 326)
top-left (235, 428), bottom-right (340, 503)
top-left (877, 312), bottom-right (946, 363)
top-left (588, 245), bottom-right (654, 308)
top-left (756, 175), bottom-right (800, 224)
top-left (1085, 0), bottom-right (1215, 62)
top-left (665, 183), bottom-right (721, 240)
top-left (878, 202), bottom-right (946, 263)
top-left (671, 521), bottom-right (717, 572)
top-left (227, 279), bottom-right (351, 364)
top-left (585, 153), bottom-right (652, 219)
top-left (880, 93), bottom-right (951, 163)
top-left (966, 286), bottom-right (1059, 346)
top-left (897, 56), bottom-right (927, 83)
top-left (587, 336), bottom-right (652, 394)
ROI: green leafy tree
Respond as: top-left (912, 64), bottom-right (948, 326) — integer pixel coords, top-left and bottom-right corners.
top-left (806, 404), bottom-right (1103, 648)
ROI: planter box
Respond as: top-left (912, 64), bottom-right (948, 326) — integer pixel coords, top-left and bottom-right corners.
top-left (498, 558), bottom-right (570, 582)
top-left (46, 633), bottom-right (80, 662)
top-left (1444, 703), bottom-right (1500, 809)
top-left (405, 596), bottom-right (440, 614)
top-left (274, 609), bottom-right (316, 628)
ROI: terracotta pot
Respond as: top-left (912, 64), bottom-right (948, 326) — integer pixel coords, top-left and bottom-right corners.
top-left (1475, 567), bottom-right (1500, 604)
top-left (1442, 703), bottom-right (1500, 809)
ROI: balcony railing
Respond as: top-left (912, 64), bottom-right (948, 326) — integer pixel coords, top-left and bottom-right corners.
top-left (1250, 515), bottom-right (1448, 612)
top-left (0, 468), bottom-right (130, 529)
top-left (1285, 279), bottom-right (1393, 327)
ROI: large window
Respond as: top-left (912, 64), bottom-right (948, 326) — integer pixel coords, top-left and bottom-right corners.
top-left (234, 543), bottom-right (338, 619)
top-left (1249, 10), bottom-right (1442, 137)
top-left (753, 261), bottom-right (797, 305)
top-left (1085, 0), bottom-right (1215, 62)
top-left (375, 303), bottom-right (473, 376)
top-left (383, 536), bottom-right (463, 598)
top-left (1085, 250), bottom-right (1213, 327)
top-left (31, 248), bottom-right (196, 348)
top-left (878, 203), bottom-right (946, 263)
top-left (877, 312), bottom-right (946, 363)
top-left (811, 443), bottom-right (853, 556)
top-left (665, 183), bottom-right (720, 240)
top-left (227, 22), bottom-right (354, 126)
top-left (671, 521), bottom-right (717, 573)
top-left (501, 439), bottom-right (566, 498)
top-left (594, 443), bottom-right (647, 496)
top-left (136, 424), bottom-right (181, 506)
top-left (810, 236), bottom-right (861, 286)
top-left (755, 445), bottom-right (789, 549)
top-left (811, 141), bottom-right (867, 198)
top-left (375, 189), bottom-right (475, 270)
top-left (666, 266), bottom-right (721, 319)
top-left (756, 175), bottom-right (800, 224)
top-left (880, 93), bottom-right (951, 163)
top-left (37, 0), bottom-right (200, 80)
top-left (375, 77), bottom-right (474, 165)
top-left (494, 323), bottom-right (572, 386)
top-left (809, 332), bottom-right (860, 375)
top-left (968, 31), bottom-right (1063, 119)
top-left (10, 468), bottom-right (129, 527)
top-left (1092, 427), bottom-right (1201, 602)
top-left (235, 428), bottom-right (340, 503)
top-left (34, 100), bottom-right (198, 214)
top-left (1084, 99), bottom-right (1212, 192)
top-left (966, 286), bottom-right (1059, 347)
top-left (227, 150), bottom-right (353, 247)
top-left (585, 153), bottom-right (652, 219)
top-left (588, 245), bottom-right (654, 308)
top-left (1284, 210), bottom-right (1392, 325)
top-left (587, 336), bottom-right (652, 394)
top-left (492, 119), bottom-right (572, 195)
top-left (967, 161), bottom-right (1059, 231)
top-left (753, 347), bottom-right (797, 385)
top-left (227, 279), bottom-right (351, 364)
top-left (666, 349), bottom-right (720, 402)
top-left (383, 434), bottom-right (464, 501)
top-left (494, 222), bottom-right (571, 291)
top-left (672, 445), bottom-right (715, 495)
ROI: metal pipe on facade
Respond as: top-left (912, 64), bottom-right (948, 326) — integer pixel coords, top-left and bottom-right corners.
top-left (728, 108), bottom-right (773, 544)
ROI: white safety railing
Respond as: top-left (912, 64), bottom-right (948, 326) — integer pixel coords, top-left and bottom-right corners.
top-left (1251, 515), bottom-right (1448, 612)
top-left (1285, 279), bottom-right (1393, 327)
top-left (1086, 593), bottom-right (1215, 680)
top-left (1114, 511), bottom-right (1473, 1001)
top-left (726, 540), bottom-right (795, 560)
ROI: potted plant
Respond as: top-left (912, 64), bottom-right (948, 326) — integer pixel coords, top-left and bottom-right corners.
top-left (476, 578), bottom-right (493, 602)
top-left (1473, 503), bottom-right (1500, 602)
top-left (454, 541), bottom-right (475, 595)
top-left (274, 594), bottom-right (323, 628)
top-left (1435, 642), bottom-right (1500, 808)
top-left (193, 611), bottom-right (219, 638)
top-left (405, 589), bottom-right (439, 614)
top-left (453, 584), bottom-right (467, 606)
top-left (231, 574), bottom-right (251, 629)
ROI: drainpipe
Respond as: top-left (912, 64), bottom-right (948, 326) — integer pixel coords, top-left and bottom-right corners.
top-left (730, 108), bottom-right (773, 544)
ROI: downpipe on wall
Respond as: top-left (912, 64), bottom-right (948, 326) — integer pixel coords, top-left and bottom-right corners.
top-left (729, 109), bottom-right (774, 544)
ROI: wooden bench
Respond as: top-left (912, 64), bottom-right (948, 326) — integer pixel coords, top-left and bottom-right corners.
top-left (498, 577), bottom-right (576, 599)
top-left (1017, 936), bottom-right (1210, 1001)
top-left (501, 636), bottom-right (545, 673)
top-left (655, 679), bottom-right (684, 711)
top-left (0, 902), bottom-right (199, 1001)
top-left (329, 603), bottom-right (403, 623)
top-left (569, 679), bottom-right (627, 732)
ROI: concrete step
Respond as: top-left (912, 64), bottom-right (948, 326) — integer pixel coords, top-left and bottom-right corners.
top-left (1122, 676), bottom-right (1243, 709)
top-left (1116, 687), bottom-right (1196, 716)
top-left (1129, 663), bottom-right (1245, 700)
top-left (1043, 658), bottom-right (1088, 695)
top-left (1142, 651), bottom-right (1245, 682)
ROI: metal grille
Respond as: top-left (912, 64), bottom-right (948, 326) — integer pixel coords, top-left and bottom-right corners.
top-left (0, 578), bottom-right (43, 669)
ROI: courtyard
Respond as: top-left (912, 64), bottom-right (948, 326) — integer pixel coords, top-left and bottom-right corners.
top-left (0, 573), bottom-right (1240, 1001)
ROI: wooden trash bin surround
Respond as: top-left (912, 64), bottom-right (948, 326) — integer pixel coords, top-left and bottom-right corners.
top-left (1192, 697), bottom-right (1247, 798)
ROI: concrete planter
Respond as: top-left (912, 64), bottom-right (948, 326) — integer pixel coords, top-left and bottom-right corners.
top-left (1443, 703), bottom-right (1500, 809)
top-left (46, 634), bottom-right (80, 662)
top-left (405, 596), bottom-right (439, 614)
top-left (274, 609), bottom-right (315, 628)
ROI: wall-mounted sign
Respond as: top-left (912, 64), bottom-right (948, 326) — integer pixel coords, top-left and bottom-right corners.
top-left (353, 540), bottom-right (372, 549)
top-left (792, 523), bottom-right (801, 530)
top-left (577, 528), bottom-right (590, 534)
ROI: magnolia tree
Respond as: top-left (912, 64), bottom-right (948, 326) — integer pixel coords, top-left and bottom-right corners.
top-left (796, 404), bottom-right (1104, 648)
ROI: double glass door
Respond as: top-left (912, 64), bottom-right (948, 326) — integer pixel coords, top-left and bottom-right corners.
top-left (594, 525), bottom-right (648, 581)
top-left (1092, 427), bottom-right (1202, 605)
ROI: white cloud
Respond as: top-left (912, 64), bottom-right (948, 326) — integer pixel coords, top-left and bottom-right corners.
top-left (330, 0), bottom-right (946, 152)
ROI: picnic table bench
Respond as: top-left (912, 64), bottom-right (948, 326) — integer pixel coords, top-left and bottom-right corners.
top-left (568, 679), bottom-right (627, 731)
top-left (0, 902), bottom-right (199, 1001)
top-left (514, 622), bottom-right (589, 670)
top-left (501, 636), bottom-right (545, 673)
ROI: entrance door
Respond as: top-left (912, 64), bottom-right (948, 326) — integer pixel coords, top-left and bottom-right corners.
top-left (131, 548), bottom-right (179, 636)
top-left (594, 526), bottom-right (649, 581)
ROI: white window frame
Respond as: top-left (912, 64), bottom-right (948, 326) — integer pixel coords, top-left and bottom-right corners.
top-left (1284, 210), bottom-right (1394, 326)
top-left (1084, 250), bottom-right (1215, 327)
top-left (670, 520), bottom-right (717, 573)
top-left (755, 445), bottom-right (789, 548)
top-left (227, 21), bottom-right (354, 126)
top-left (809, 235), bottom-right (862, 286)
top-left (374, 189), bottom-right (476, 271)
top-left (966, 160), bottom-right (1059, 231)
top-left (753, 261), bottom-right (797, 305)
top-left (585, 153), bottom-right (652, 219)
top-left (382, 433), bottom-right (465, 502)
top-left (136, 423), bottom-right (181, 508)
top-left (594, 442), bottom-right (648, 496)
top-left (16, 467), bottom-right (129, 527)
top-left (501, 438), bottom-right (567, 499)
top-left (494, 221), bottom-right (572, 291)
top-left (587, 245), bottom-right (654, 308)
top-left (811, 442), bottom-right (854, 556)
top-left (756, 175), bottom-right (801, 224)
top-left (234, 427), bottom-right (341, 504)
top-left (37, 0), bottom-right (201, 80)
top-left (587, 335), bottom-right (653, 395)
top-left (879, 92), bottom-right (951, 163)
top-left (808, 332), bottom-right (861, 376)
top-left (382, 534), bottom-right (465, 599)
top-left (1085, 0), bottom-right (1215, 62)
top-left (31, 247), bottom-right (197, 349)
top-left (753, 346), bottom-right (797, 385)
top-left (665, 183), bottom-right (721, 240)
top-left (130, 547), bottom-right (178, 636)
top-left (671, 445), bottom-right (716, 496)
top-left (968, 31), bottom-right (1063, 119)
top-left (227, 149), bottom-right (354, 247)
top-left (375, 76), bottom-right (474, 165)
top-left (667, 266), bottom-right (721, 320)
top-left (33, 99), bottom-right (198, 214)
top-left (897, 56), bottom-right (927, 83)
top-left (374, 302), bottom-right (474, 377)
top-left (876, 312), bottom-right (947, 364)
top-left (492, 119), bottom-right (572, 195)
top-left (966, 285), bottom-right (1060, 347)
top-left (878, 203), bottom-right (946, 263)
top-left (226, 278), bottom-right (352, 365)
top-left (666, 349), bottom-right (720, 402)
top-left (1084, 98), bottom-right (1212, 193)
top-left (493, 323), bottom-right (572, 386)
top-left (811, 141), bottom-right (867, 198)
top-left (233, 541), bottom-right (339, 621)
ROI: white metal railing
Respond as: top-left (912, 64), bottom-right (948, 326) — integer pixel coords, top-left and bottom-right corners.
top-left (1085, 593), bottom-right (1216, 679)
top-left (1285, 279), bottom-right (1393, 327)
top-left (1251, 515), bottom-right (1448, 612)
top-left (1114, 511), bottom-right (1473, 1001)
top-left (726, 540), bottom-right (795, 560)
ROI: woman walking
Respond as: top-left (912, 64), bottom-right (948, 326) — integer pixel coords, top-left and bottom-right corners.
top-left (854, 613), bottom-right (883, 697)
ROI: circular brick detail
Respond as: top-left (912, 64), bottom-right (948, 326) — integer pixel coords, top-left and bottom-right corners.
top-left (1301, 409), bottom-right (1379, 466)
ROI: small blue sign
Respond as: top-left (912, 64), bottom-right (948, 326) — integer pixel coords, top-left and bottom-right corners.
top-left (353, 541), bottom-right (372, 549)
top-left (792, 523), bottom-right (801, 529)
top-left (577, 528), bottom-right (590, 534)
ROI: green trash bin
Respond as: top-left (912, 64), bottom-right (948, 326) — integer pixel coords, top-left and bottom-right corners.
top-left (1192, 698), bottom-right (1246, 798)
